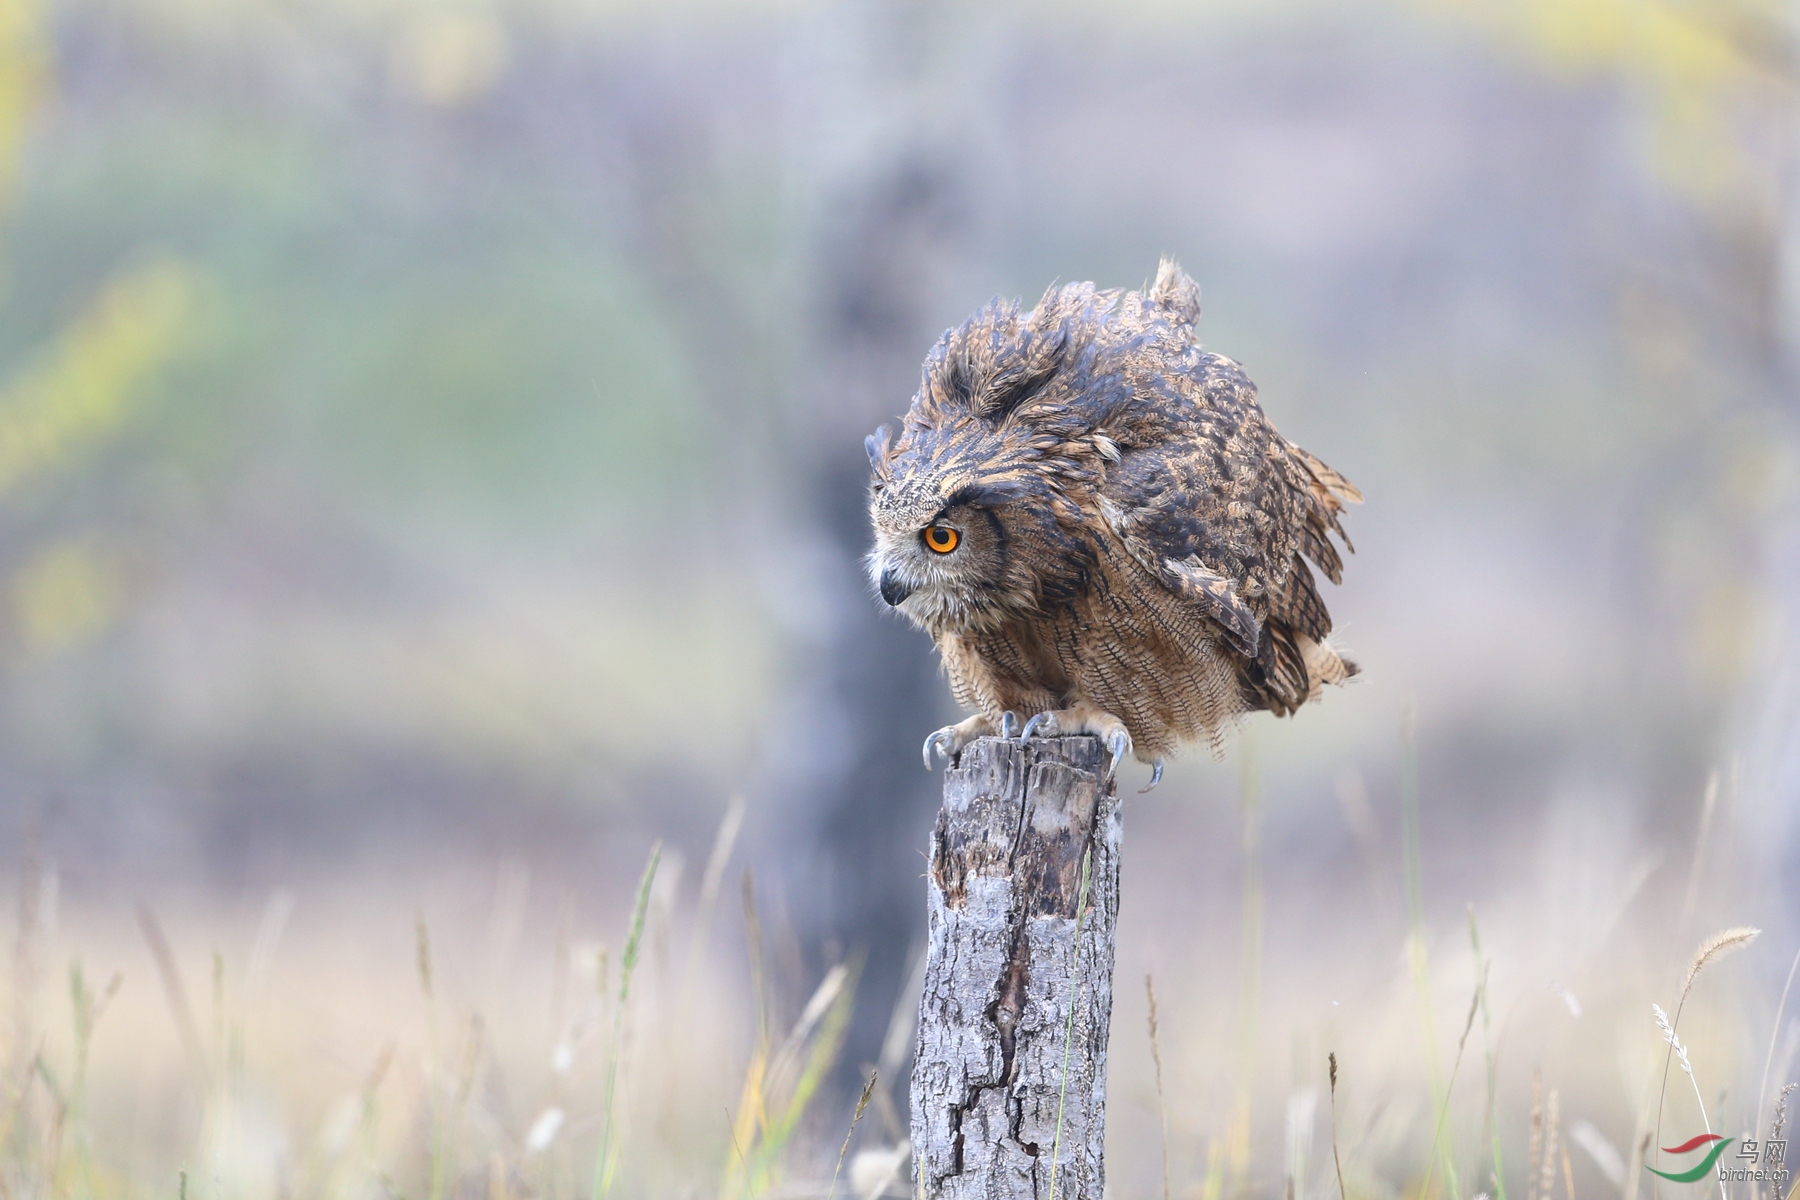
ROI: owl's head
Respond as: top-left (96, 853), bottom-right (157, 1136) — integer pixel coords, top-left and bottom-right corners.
top-left (865, 286), bottom-right (1126, 633)
top-left (865, 446), bottom-right (1049, 633)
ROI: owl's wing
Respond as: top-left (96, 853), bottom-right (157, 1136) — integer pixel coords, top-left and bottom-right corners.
top-left (1097, 352), bottom-right (1357, 709)
top-left (1099, 490), bottom-right (1262, 658)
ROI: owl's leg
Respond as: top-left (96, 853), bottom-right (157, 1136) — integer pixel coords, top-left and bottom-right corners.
top-left (1017, 702), bottom-right (1133, 781)
top-left (922, 712), bottom-right (1000, 769)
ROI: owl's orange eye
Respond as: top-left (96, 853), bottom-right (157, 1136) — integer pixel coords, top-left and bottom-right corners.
top-left (923, 525), bottom-right (960, 554)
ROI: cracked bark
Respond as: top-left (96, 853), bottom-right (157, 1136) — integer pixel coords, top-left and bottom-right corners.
top-left (910, 736), bottom-right (1120, 1199)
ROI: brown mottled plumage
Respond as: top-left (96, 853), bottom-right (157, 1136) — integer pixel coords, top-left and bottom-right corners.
top-left (866, 259), bottom-right (1360, 782)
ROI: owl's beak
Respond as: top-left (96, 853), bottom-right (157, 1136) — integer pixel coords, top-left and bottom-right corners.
top-left (879, 568), bottom-right (914, 607)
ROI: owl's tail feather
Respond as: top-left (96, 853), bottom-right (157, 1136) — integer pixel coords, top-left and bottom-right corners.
top-left (1292, 445), bottom-right (1362, 506)
top-left (1300, 634), bottom-right (1357, 701)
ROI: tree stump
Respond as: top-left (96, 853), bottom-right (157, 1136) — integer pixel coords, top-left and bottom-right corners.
top-left (910, 735), bottom-right (1121, 1199)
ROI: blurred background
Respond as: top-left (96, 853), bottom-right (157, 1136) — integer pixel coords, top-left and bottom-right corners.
top-left (1, 0), bottom-right (1798, 1195)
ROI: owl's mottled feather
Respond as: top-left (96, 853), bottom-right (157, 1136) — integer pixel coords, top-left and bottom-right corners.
top-left (867, 260), bottom-right (1358, 768)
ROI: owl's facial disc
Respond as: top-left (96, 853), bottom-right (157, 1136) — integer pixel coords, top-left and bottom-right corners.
top-left (879, 523), bottom-right (963, 605)
top-left (868, 499), bottom-right (1019, 633)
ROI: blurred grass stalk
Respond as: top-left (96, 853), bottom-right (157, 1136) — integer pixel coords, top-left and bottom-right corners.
top-left (1047, 847), bottom-right (1095, 1200)
top-left (1402, 701), bottom-right (1461, 1200)
top-left (591, 840), bottom-right (659, 1200)
top-left (723, 882), bottom-right (857, 1199)
top-left (1197, 738), bottom-right (1264, 1200)
top-left (1469, 906), bottom-right (1508, 1200)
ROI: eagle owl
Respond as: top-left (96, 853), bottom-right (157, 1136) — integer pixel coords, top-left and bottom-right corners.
top-left (865, 260), bottom-right (1359, 788)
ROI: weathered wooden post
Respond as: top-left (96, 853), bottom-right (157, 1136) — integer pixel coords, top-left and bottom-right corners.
top-left (910, 734), bottom-right (1122, 1198)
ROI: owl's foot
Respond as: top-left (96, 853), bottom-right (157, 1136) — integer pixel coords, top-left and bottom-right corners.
top-left (1018, 705), bottom-right (1133, 781)
top-left (922, 713), bottom-right (1001, 769)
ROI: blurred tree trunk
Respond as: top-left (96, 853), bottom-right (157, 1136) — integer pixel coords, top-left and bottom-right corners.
top-left (769, 0), bottom-right (1004, 1076)
top-left (912, 735), bottom-right (1120, 1198)
top-left (602, 0), bottom-right (990, 1076)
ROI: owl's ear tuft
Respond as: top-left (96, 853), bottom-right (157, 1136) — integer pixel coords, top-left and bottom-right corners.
top-left (865, 425), bottom-right (894, 480)
top-left (945, 355), bottom-right (973, 409)
top-left (1150, 258), bottom-right (1201, 328)
top-left (921, 291), bottom-right (1089, 422)
top-left (970, 325), bottom-right (1067, 420)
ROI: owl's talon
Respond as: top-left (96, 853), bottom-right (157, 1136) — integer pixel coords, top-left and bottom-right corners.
top-left (1019, 712), bottom-right (1054, 741)
top-left (999, 711), bottom-right (1020, 740)
top-left (1139, 759), bottom-right (1164, 794)
top-left (1105, 730), bottom-right (1131, 781)
top-left (923, 727), bottom-right (957, 770)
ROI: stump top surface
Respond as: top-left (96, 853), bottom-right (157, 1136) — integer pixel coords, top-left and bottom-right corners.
top-left (947, 734), bottom-right (1107, 778)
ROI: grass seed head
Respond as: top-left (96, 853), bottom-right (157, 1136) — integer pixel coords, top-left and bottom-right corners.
top-left (1772, 1083), bottom-right (1796, 1141)
top-left (1680, 927), bottom-right (1761, 1003)
top-left (1654, 1004), bottom-right (1695, 1076)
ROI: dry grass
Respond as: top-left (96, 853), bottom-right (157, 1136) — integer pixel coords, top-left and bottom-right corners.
top-left (0, 817), bottom-right (877, 1200)
top-left (0, 766), bottom-right (1789, 1200)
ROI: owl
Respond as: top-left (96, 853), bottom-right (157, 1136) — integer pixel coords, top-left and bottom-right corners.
top-left (865, 259), bottom-right (1359, 789)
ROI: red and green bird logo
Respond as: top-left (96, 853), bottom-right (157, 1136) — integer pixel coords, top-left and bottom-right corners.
top-left (1648, 1134), bottom-right (1734, 1183)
